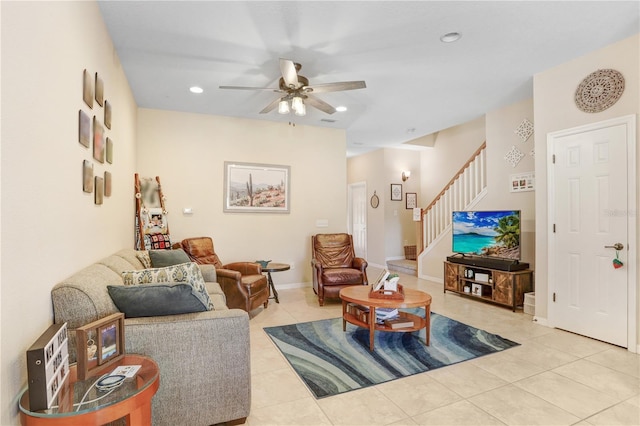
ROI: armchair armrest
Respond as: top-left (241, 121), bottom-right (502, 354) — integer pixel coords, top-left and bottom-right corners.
top-left (223, 262), bottom-right (262, 275)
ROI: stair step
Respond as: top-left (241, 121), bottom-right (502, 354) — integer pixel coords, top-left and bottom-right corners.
top-left (386, 259), bottom-right (417, 276)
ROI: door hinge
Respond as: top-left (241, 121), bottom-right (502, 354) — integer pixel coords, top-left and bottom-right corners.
top-left (553, 292), bottom-right (556, 302)
top-left (552, 154), bottom-right (556, 164)
top-left (553, 224), bottom-right (556, 233)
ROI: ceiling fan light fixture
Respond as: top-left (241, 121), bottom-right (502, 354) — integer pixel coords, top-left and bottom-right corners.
top-left (336, 106), bottom-right (347, 112)
top-left (294, 102), bottom-right (306, 116)
top-left (292, 96), bottom-right (304, 113)
top-left (189, 86), bottom-right (204, 94)
top-left (278, 99), bottom-right (290, 114)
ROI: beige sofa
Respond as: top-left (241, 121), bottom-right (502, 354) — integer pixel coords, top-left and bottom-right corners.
top-left (51, 249), bottom-right (250, 426)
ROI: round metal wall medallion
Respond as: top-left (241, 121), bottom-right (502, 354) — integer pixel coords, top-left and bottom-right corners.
top-left (575, 69), bottom-right (625, 113)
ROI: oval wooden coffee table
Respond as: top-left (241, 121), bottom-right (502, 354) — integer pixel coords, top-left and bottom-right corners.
top-left (340, 285), bottom-right (432, 351)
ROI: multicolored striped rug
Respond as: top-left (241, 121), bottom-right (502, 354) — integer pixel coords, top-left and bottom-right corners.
top-left (263, 312), bottom-right (518, 398)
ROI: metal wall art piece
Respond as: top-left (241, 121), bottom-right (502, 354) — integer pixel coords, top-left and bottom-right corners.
top-left (79, 110), bottom-right (91, 148)
top-left (223, 162), bottom-right (290, 213)
top-left (514, 118), bottom-right (534, 142)
top-left (504, 146), bottom-right (525, 168)
top-left (575, 69), bottom-right (625, 113)
top-left (95, 72), bottom-right (104, 107)
top-left (83, 160), bottom-right (93, 193)
top-left (82, 69), bottom-right (93, 109)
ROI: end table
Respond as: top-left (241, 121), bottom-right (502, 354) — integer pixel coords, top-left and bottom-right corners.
top-left (19, 354), bottom-right (159, 426)
top-left (261, 262), bottom-right (290, 303)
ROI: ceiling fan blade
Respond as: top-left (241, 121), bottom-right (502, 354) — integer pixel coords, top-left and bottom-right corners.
top-left (219, 85), bottom-right (282, 92)
top-left (259, 97), bottom-right (282, 114)
top-left (279, 58), bottom-right (300, 89)
top-left (305, 95), bottom-right (336, 114)
top-left (305, 81), bottom-right (366, 93)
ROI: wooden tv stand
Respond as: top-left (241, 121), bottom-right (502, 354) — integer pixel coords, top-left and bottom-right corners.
top-left (444, 261), bottom-right (533, 312)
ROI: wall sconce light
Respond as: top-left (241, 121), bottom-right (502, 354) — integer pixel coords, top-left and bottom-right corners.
top-left (402, 171), bottom-right (411, 182)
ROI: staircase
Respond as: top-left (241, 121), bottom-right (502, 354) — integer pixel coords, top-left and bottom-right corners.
top-left (419, 142), bottom-right (488, 258)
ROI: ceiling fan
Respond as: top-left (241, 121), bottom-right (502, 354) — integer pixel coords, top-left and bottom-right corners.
top-left (219, 58), bottom-right (366, 116)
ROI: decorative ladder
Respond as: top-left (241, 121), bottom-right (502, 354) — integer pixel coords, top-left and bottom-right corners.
top-left (418, 142), bottom-right (487, 257)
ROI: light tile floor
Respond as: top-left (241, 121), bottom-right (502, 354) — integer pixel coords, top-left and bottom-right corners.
top-left (245, 269), bottom-right (640, 426)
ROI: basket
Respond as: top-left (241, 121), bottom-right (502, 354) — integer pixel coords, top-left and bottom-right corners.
top-left (369, 284), bottom-right (405, 300)
top-left (404, 245), bottom-right (417, 260)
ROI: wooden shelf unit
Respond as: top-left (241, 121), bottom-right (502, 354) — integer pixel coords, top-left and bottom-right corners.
top-left (444, 261), bottom-right (533, 312)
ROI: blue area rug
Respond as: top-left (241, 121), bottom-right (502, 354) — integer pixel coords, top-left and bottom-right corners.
top-left (263, 312), bottom-right (518, 398)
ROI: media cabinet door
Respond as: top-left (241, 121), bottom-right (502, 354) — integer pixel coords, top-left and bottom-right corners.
top-left (444, 262), bottom-right (459, 292)
top-left (493, 272), bottom-right (512, 305)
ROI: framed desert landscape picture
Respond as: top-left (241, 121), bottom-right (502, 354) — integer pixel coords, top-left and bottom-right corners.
top-left (223, 161), bottom-right (290, 213)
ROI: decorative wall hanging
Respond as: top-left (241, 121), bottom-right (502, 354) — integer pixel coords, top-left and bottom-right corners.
top-left (514, 118), bottom-right (534, 142)
top-left (104, 171), bottom-right (112, 197)
top-left (106, 137), bottom-right (113, 164)
top-left (95, 176), bottom-right (104, 205)
top-left (82, 69), bottom-right (93, 109)
top-left (390, 184), bottom-right (402, 201)
top-left (135, 174), bottom-right (171, 250)
top-left (504, 146), bottom-right (525, 168)
top-left (574, 69), bottom-right (625, 113)
top-left (510, 172), bottom-right (535, 193)
top-left (93, 117), bottom-right (104, 163)
top-left (406, 192), bottom-right (417, 209)
top-left (370, 191), bottom-right (379, 208)
top-left (79, 110), bottom-right (90, 148)
top-left (104, 100), bottom-right (112, 129)
top-left (83, 160), bottom-right (93, 193)
top-left (223, 162), bottom-right (290, 213)
top-left (95, 73), bottom-right (104, 107)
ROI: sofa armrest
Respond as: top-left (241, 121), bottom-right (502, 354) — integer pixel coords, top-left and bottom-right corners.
top-left (124, 309), bottom-right (250, 425)
top-left (223, 262), bottom-right (262, 275)
top-left (353, 257), bottom-right (368, 285)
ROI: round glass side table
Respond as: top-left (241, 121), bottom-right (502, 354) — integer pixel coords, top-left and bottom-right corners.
top-left (19, 354), bottom-right (159, 426)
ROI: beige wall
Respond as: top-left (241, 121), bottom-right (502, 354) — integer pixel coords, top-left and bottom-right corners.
top-left (347, 148), bottom-right (420, 267)
top-left (136, 109), bottom-right (348, 285)
top-left (1, 2), bottom-right (138, 423)
top-left (419, 100), bottom-right (536, 280)
top-left (533, 34), bottom-right (639, 336)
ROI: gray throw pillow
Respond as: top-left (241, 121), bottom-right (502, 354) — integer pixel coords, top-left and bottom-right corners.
top-left (149, 248), bottom-right (190, 268)
top-left (107, 283), bottom-right (208, 318)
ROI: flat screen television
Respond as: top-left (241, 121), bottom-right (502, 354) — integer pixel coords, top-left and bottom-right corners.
top-left (452, 210), bottom-right (521, 260)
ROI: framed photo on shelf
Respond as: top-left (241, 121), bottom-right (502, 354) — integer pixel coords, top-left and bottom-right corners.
top-left (75, 313), bottom-right (124, 380)
top-left (405, 192), bottom-right (417, 209)
top-left (390, 183), bottom-right (402, 201)
top-left (223, 161), bottom-right (290, 213)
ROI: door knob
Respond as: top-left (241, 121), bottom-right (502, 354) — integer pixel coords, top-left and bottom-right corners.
top-left (604, 243), bottom-right (624, 250)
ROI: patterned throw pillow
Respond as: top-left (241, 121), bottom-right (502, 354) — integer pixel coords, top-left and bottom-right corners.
top-left (135, 251), bottom-right (152, 269)
top-left (121, 262), bottom-right (213, 310)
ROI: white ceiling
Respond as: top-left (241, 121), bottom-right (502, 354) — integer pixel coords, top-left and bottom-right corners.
top-left (98, 1), bottom-right (640, 157)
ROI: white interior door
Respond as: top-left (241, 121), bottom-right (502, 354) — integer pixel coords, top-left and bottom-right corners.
top-left (548, 116), bottom-right (636, 349)
top-left (348, 182), bottom-right (367, 259)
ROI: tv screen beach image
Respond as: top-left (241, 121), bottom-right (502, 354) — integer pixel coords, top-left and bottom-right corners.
top-left (452, 211), bottom-right (521, 259)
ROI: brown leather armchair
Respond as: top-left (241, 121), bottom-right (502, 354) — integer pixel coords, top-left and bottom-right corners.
top-left (178, 237), bottom-right (269, 312)
top-left (311, 233), bottom-right (368, 306)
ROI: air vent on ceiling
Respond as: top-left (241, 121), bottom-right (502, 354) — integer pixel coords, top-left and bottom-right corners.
top-left (320, 118), bottom-right (337, 123)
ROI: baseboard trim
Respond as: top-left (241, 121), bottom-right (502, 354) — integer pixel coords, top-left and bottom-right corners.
top-left (275, 282), bottom-right (311, 290)
top-left (367, 262), bottom-right (387, 270)
top-left (419, 274), bottom-right (443, 284)
top-left (533, 316), bottom-right (549, 326)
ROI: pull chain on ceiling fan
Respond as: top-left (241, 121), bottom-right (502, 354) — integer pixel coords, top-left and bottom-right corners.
top-left (220, 58), bottom-right (366, 116)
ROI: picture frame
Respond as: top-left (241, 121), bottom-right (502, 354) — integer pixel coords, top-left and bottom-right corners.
top-left (104, 171), bottom-right (112, 197)
top-left (79, 110), bottom-right (90, 148)
top-left (106, 137), bottom-right (113, 164)
top-left (223, 161), bottom-right (290, 213)
top-left (75, 313), bottom-right (124, 380)
top-left (406, 192), bottom-right (417, 209)
top-left (95, 176), bottom-right (104, 205)
top-left (82, 69), bottom-right (93, 109)
top-left (83, 160), bottom-right (93, 193)
top-left (93, 117), bottom-right (104, 163)
top-left (104, 100), bottom-right (112, 129)
top-left (391, 183), bottom-right (402, 201)
top-left (94, 72), bottom-right (104, 107)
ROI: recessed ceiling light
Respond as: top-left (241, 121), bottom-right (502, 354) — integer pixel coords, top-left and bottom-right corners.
top-left (189, 86), bottom-right (204, 94)
top-left (440, 32), bottom-right (461, 43)
top-left (406, 128), bottom-right (416, 133)
top-left (336, 106), bottom-right (347, 112)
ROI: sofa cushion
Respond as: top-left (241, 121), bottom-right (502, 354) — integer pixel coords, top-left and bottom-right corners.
top-left (121, 262), bottom-right (214, 310)
top-left (107, 283), bottom-right (208, 318)
top-left (135, 251), bottom-right (152, 269)
top-left (321, 268), bottom-right (364, 285)
top-left (149, 248), bottom-right (190, 268)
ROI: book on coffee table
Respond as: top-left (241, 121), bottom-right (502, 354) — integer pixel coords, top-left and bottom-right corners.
top-left (384, 318), bottom-right (414, 329)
